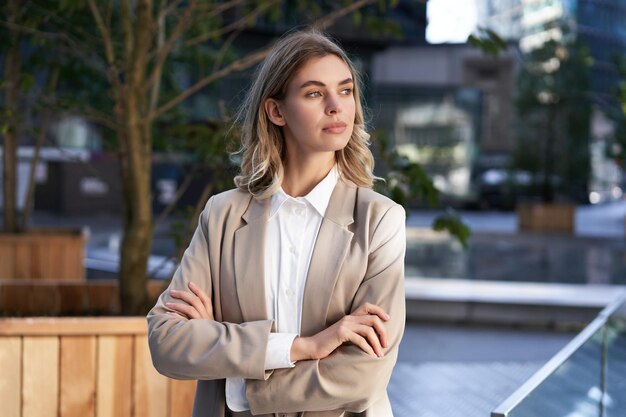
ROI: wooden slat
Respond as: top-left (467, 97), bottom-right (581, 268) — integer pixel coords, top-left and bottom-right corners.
top-left (59, 284), bottom-right (87, 315)
top-left (0, 241), bottom-right (15, 279)
top-left (15, 240), bottom-right (31, 279)
top-left (60, 336), bottom-right (96, 417)
top-left (169, 379), bottom-right (196, 417)
top-left (0, 232), bottom-right (85, 280)
top-left (0, 280), bottom-right (164, 316)
top-left (86, 284), bottom-right (120, 314)
top-left (97, 335), bottom-right (133, 417)
top-left (23, 336), bottom-right (59, 417)
top-left (0, 337), bottom-right (22, 417)
top-left (0, 317), bottom-right (148, 336)
top-left (46, 239), bottom-right (59, 280)
top-left (64, 239), bottom-right (85, 280)
top-left (0, 282), bottom-right (33, 314)
top-left (133, 335), bottom-right (167, 417)
top-left (31, 283), bottom-right (60, 315)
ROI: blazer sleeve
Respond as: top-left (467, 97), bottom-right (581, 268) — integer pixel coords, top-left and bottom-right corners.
top-left (147, 196), bottom-right (274, 381)
top-left (246, 203), bottom-right (406, 414)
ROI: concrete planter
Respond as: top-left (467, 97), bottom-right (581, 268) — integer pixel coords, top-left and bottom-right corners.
top-left (0, 229), bottom-right (85, 280)
top-left (517, 203), bottom-right (575, 233)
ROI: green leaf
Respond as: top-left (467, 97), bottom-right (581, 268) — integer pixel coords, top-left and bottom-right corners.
top-left (432, 210), bottom-right (471, 249)
top-left (20, 73), bottom-right (35, 91)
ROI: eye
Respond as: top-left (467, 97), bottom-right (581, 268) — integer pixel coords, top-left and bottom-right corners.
top-left (340, 88), bottom-right (353, 95)
top-left (306, 91), bottom-right (322, 98)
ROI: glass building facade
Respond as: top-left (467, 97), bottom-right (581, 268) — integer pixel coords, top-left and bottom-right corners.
top-left (478, 0), bottom-right (626, 99)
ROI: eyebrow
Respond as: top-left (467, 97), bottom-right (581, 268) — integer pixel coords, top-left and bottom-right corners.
top-left (299, 77), bottom-right (353, 89)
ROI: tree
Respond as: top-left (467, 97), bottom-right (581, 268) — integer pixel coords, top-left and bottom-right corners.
top-left (4, 0), bottom-right (396, 314)
top-left (1, 0), bottom-right (64, 234)
top-left (513, 28), bottom-right (593, 203)
top-left (610, 55), bottom-right (626, 168)
top-left (4, 0), bottom-right (471, 315)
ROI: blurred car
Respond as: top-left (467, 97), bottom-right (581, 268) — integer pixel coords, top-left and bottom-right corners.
top-left (475, 169), bottom-right (533, 210)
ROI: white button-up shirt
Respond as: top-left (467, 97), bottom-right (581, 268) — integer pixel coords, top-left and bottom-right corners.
top-left (226, 166), bottom-right (339, 411)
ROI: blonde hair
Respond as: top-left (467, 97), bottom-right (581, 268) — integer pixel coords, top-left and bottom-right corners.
top-left (232, 29), bottom-right (376, 198)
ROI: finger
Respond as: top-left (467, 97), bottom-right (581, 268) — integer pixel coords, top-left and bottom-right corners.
top-left (354, 324), bottom-right (383, 357)
top-left (346, 332), bottom-right (376, 358)
top-left (167, 311), bottom-right (189, 321)
top-left (353, 303), bottom-right (390, 321)
top-left (170, 289), bottom-right (209, 319)
top-left (166, 302), bottom-right (201, 319)
top-left (188, 282), bottom-right (214, 320)
top-left (359, 315), bottom-right (388, 348)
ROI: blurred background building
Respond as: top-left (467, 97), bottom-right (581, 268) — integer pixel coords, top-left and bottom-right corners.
top-left (2, 1), bottom-right (626, 417)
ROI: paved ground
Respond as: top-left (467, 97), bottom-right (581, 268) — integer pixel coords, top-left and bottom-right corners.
top-left (389, 323), bottom-right (577, 417)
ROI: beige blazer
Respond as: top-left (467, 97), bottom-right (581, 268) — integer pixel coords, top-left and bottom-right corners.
top-left (147, 179), bottom-right (406, 417)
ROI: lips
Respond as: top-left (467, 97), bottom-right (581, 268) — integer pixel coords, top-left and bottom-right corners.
top-left (323, 122), bottom-right (347, 134)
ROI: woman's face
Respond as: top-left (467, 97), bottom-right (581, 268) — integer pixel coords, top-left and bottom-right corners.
top-left (267, 54), bottom-right (356, 161)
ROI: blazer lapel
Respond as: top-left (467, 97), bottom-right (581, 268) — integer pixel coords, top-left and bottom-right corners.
top-left (233, 196), bottom-right (270, 322)
top-left (300, 181), bottom-right (356, 337)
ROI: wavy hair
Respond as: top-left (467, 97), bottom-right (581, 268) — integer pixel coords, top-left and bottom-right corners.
top-left (232, 29), bottom-right (376, 198)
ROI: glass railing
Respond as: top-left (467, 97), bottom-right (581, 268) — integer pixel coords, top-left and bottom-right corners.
top-left (492, 293), bottom-right (626, 417)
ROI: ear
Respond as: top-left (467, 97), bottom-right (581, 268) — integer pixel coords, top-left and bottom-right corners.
top-left (264, 98), bottom-right (286, 126)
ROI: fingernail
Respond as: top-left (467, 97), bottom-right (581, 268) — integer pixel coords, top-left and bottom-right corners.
top-left (189, 282), bottom-right (196, 288)
top-left (166, 302), bottom-right (173, 307)
top-left (385, 314), bottom-right (390, 320)
top-left (170, 290), bottom-right (178, 294)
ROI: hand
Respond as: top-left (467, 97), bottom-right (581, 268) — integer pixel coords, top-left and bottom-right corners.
top-left (291, 303), bottom-right (390, 361)
top-left (166, 281), bottom-right (214, 320)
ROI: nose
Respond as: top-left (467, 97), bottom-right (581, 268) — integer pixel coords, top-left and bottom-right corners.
top-left (325, 94), bottom-right (342, 115)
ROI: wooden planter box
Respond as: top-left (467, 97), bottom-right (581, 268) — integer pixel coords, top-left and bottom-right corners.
top-left (0, 279), bottom-right (167, 316)
top-left (0, 229), bottom-right (85, 280)
top-left (0, 317), bottom-right (195, 417)
top-left (517, 202), bottom-right (575, 233)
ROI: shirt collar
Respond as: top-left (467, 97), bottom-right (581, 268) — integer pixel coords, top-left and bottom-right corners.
top-left (270, 165), bottom-right (339, 219)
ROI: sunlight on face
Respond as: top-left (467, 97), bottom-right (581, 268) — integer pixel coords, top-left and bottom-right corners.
top-left (278, 54), bottom-right (356, 160)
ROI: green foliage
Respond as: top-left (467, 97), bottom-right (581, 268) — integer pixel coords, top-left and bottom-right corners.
top-left (373, 132), bottom-right (470, 248)
top-left (512, 25), bottom-right (592, 202)
top-left (467, 27), bottom-right (508, 57)
top-left (611, 55), bottom-right (626, 165)
top-left (432, 208), bottom-right (470, 249)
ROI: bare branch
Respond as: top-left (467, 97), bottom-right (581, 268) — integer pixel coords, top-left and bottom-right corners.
top-left (152, 47), bottom-right (269, 121)
top-left (158, 0), bottom-right (185, 20)
top-left (21, 66), bottom-right (58, 230)
top-left (0, 20), bottom-right (99, 66)
top-left (120, 0), bottom-right (134, 63)
top-left (212, 28), bottom-right (242, 73)
top-left (151, 0), bottom-right (378, 121)
top-left (313, 0), bottom-right (377, 30)
top-left (144, 0), bottom-right (197, 92)
top-left (87, 0), bottom-right (125, 106)
top-left (195, 0), bottom-right (245, 18)
top-left (87, 0), bottom-right (117, 67)
top-left (150, 2), bottom-right (167, 114)
top-left (153, 167), bottom-right (197, 227)
top-left (185, 0), bottom-right (279, 47)
top-left (80, 107), bottom-right (120, 131)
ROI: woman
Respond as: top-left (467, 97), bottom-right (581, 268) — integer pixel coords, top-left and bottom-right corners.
top-left (148, 29), bottom-right (406, 417)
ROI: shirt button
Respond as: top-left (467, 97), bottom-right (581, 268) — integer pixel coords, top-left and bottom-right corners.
top-left (294, 207), bottom-right (304, 216)
top-left (285, 288), bottom-right (295, 298)
top-left (289, 245), bottom-right (297, 254)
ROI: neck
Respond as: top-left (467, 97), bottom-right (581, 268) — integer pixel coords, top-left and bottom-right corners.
top-left (282, 153), bottom-right (335, 197)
